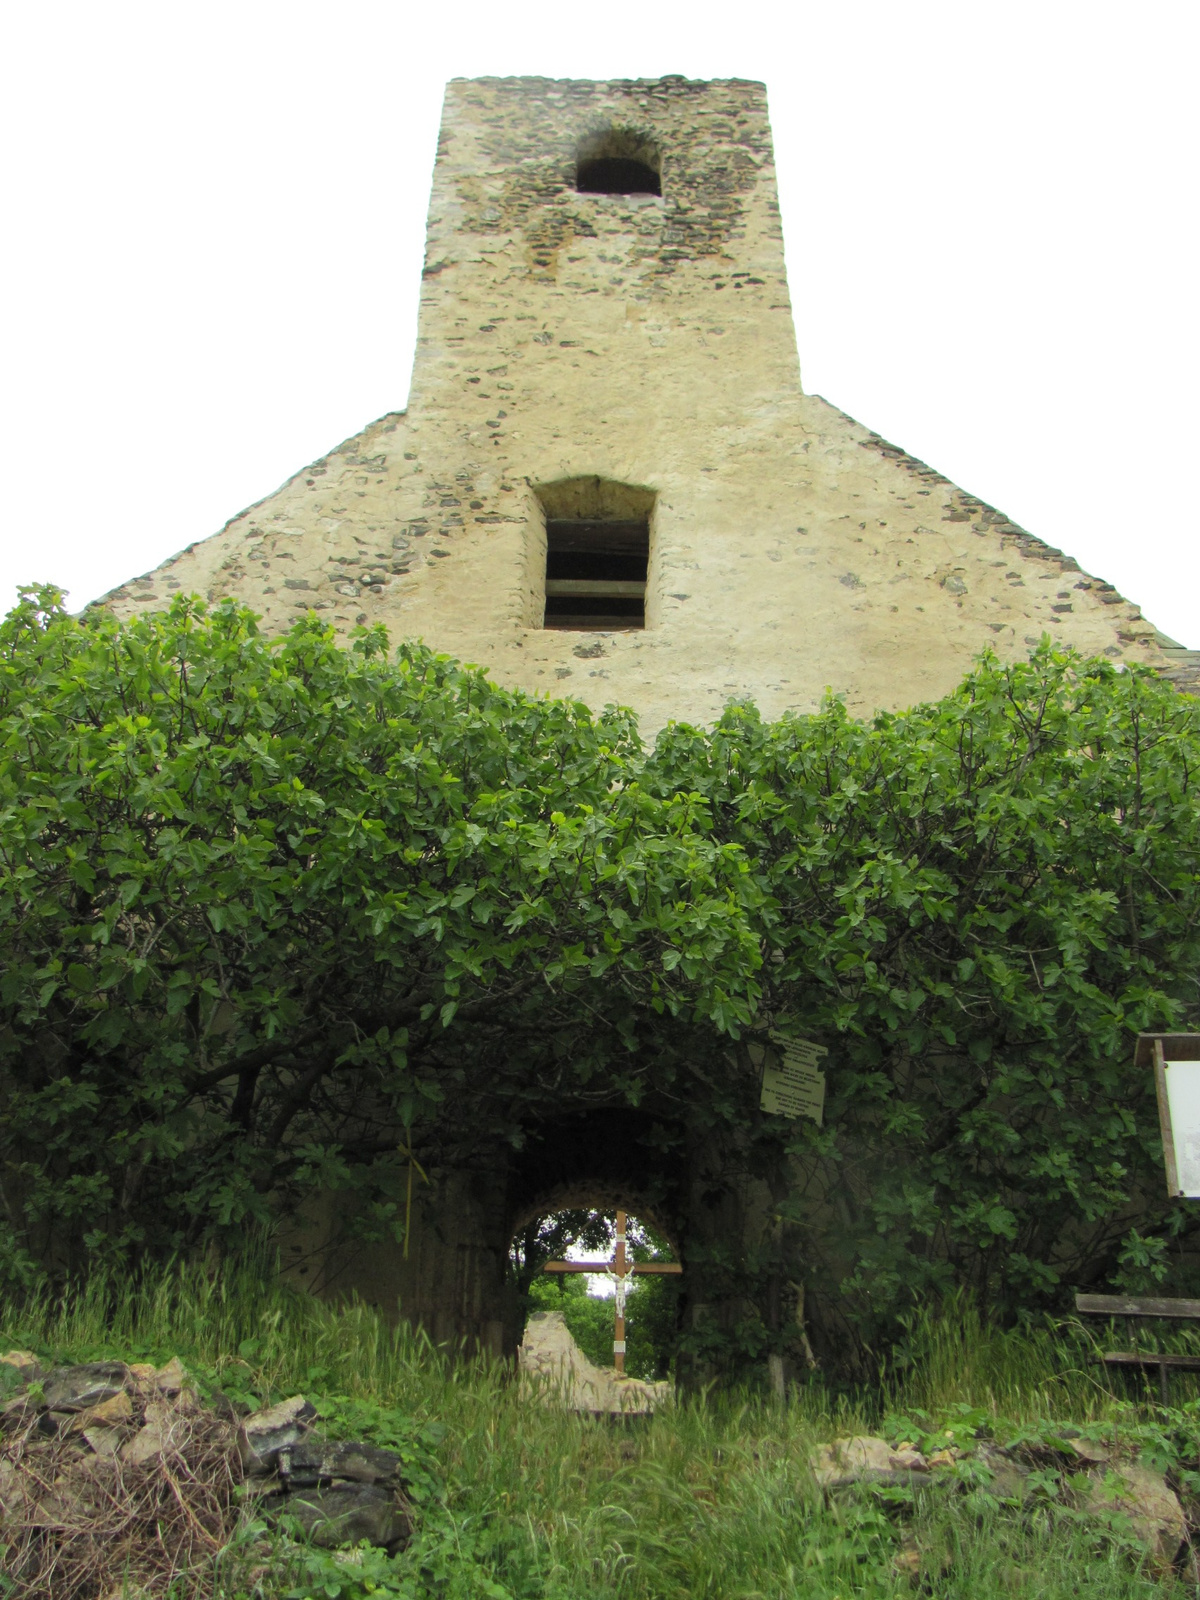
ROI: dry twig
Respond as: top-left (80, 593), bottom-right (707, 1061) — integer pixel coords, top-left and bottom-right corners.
top-left (0, 1390), bottom-right (243, 1600)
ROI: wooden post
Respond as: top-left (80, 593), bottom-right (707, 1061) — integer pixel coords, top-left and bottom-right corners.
top-left (541, 1208), bottom-right (682, 1374)
top-left (1153, 1038), bottom-right (1182, 1198)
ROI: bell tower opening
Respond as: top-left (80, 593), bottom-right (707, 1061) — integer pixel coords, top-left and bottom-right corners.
top-left (574, 127), bottom-right (662, 196)
top-left (544, 518), bottom-right (649, 630)
top-left (535, 476), bottom-right (656, 632)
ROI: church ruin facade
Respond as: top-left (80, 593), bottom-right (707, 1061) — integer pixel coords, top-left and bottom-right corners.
top-left (105, 76), bottom-right (1196, 1365)
top-left (106, 75), bottom-right (1194, 731)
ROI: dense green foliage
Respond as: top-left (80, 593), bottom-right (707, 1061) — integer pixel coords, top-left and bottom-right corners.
top-left (2, 587), bottom-right (1199, 1347)
top-left (5, 1257), bottom-right (1200, 1599)
top-left (647, 647), bottom-right (1200, 1339)
top-left (0, 591), bottom-right (754, 1280)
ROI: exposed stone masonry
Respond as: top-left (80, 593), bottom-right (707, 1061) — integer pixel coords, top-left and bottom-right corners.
top-left (105, 74), bottom-right (1178, 733)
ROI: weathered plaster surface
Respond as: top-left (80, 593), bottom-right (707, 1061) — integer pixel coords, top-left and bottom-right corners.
top-left (518, 1311), bottom-right (671, 1413)
top-left (106, 76), bottom-right (1179, 731)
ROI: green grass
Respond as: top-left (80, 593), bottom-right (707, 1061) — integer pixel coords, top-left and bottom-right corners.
top-left (3, 1256), bottom-right (1199, 1599)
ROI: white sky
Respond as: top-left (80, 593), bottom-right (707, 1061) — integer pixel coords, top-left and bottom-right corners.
top-left (2, 1), bottom-right (1196, 645)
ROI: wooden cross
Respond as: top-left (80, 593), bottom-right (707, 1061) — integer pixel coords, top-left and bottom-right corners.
top-left (542, 1209), bottom-right (682, 1373)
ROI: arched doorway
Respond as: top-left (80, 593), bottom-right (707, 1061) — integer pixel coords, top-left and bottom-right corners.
top-left (512, 1207), bottom-right (682, 1381)
top-left (500, 1105), bottom-right (689, 1361)
top-left (283, 1092), bottom-right (797, 1389)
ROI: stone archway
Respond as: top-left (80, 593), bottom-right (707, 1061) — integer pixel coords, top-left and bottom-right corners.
top-left (283, 1096), bottom-right (790, 1386)
top-left (506, 1107), bottom-right (686, 1241)
top-left (501, 1107), bottom-right (688, 1360)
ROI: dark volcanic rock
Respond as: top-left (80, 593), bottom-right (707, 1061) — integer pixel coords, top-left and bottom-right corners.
top-left (42, 1364), bottom-right (131, 1413)
top-left (280, 1437), bottom-right (404, 1489)
top-left (265, 1481), bottom-right (412, 1552)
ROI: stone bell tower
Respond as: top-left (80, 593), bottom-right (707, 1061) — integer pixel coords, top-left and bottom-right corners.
top-left (107, 75), bottom-right (1191, 727)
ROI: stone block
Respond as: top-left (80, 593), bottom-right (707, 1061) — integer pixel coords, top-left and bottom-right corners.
top-left (238, 1395), bottom-right (318, 1473)
top-left (264, 1482), bottom-right (412, 1552)
top-left (42, 1362), bottom-right (130, 1413)
top-left (518, 1310), bottom-right (671, 1414)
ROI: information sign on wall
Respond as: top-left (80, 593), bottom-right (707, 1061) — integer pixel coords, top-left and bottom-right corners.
top-left (751, 1031), bottom-right (828, 1124)
top-left (1136, 1034), bottom-right (1200, 1199)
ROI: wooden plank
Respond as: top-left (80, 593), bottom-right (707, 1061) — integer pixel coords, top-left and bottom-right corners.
top-left (1154, 1038), bottom-right (1183, 1198)
top-left (545, 579), bottom-right (646, 598)
top-left (545, 1259), bottom-right (681, 1274)
top-left (1134, 1033), bottom-right (1200, 1070)
top-left (613, 1210), bottom-right (627, 1372)
top-left (1099, 1352), bottom-right (1200, 1371)
top-left (543, 616), bottom-right (644, 631)
top-left (1076, 1294), bottom-right (1200, 1319)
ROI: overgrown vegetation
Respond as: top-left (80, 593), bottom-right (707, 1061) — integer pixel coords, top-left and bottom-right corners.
top-left (5, 1257), bottom-right (1200, 1598)
top-left (648, 632), bottom-right (1200, 1353)
top-left (2, 587), bottom-right (1199, 1372)
top-left (0, 588), bottom-right (755, 1284)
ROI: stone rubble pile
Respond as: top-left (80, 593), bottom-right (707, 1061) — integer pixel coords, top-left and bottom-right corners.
top-left (813, 1431), bottom-right (1191, 1576)
top-left (237, 1393), bottom-right (411, 1551)
top-left (0, 1347), bottom-right (412, 1593)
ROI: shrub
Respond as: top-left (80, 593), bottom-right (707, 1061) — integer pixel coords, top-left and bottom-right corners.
top-left (645, 646), bottom-right (1200, 1350)
top-left (3, 585), bottom-right (1199, 1360)
top-left (0, 591), bottom-right (756, 1278)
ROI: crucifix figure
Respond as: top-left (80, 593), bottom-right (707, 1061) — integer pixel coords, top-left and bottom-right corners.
top-left (541, 1209), bottom-right (682, 1374)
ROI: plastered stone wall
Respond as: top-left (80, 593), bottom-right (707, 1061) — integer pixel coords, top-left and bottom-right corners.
top-left (106, 74), bottom-right (1180, 732)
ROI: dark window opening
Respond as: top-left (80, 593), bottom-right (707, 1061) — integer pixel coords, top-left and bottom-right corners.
top-left (576, 156), bottom-right (661, 196)
top-left (544, 518), bottom-right (649, 630)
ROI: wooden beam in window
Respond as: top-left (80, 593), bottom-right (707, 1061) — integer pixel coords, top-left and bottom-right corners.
top-left (544, 614), bottom-right (644, 631)
top-left (545, 579), bottom-right (646, 598)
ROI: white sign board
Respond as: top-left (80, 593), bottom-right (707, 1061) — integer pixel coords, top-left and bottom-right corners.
top-left (751, 1031), bottom-right (828, 1124)
top-left (1164, 1061), bottom-right (1200, 1197)
top-left (1142, 1036), bottom-right (1200, 1199)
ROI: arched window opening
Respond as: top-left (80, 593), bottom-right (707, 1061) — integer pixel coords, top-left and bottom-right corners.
top-left (575, 127), bottom-right (662, 197)
top-left (536, 476), bottom-right (656, 631)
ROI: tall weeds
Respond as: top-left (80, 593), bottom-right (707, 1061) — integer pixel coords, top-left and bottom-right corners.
top-left (3, 1259), bottom-right (1197, 1599)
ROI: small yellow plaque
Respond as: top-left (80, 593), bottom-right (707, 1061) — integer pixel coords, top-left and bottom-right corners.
top-left (752, 1031), bottom-right (828, 1124)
